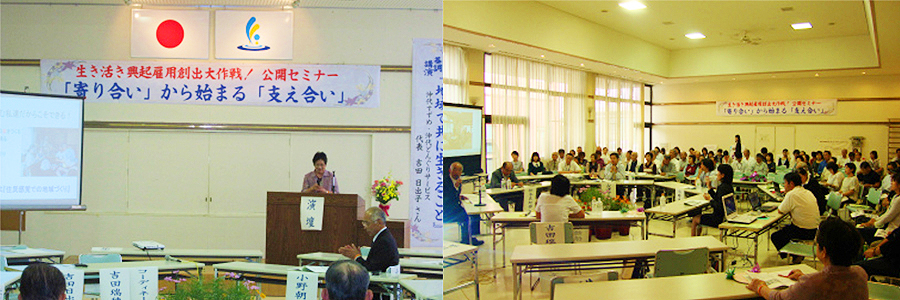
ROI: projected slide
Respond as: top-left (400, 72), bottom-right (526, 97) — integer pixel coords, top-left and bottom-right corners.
top-left (1, 92), bottom-right (84, 210)
top-left (444, 105), bottom-right (483, 157)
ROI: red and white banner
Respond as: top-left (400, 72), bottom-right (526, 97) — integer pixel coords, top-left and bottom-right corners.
top-left (215, 11), bottom-right (293, 60)
top-left (131, 9), bottom-right (209, 59)
top-left (41, 59), bottom-right (380, 108)
top-left (716, 99), bottom-right (837, 116)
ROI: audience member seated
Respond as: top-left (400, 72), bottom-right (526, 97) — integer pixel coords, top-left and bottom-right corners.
top-left (547, 152), bottom-right (561, 173)
top-left (771, 172), bottom-right (821, 264)
top-left (658, 155), bottom-right (677, 176)
top-left (690, 164), bottom-right (733, 236)
top-left (840, 163), bottom-right (860, 205)
top-left (765, 153), bottom-right (776, 173)
top-left (323, 260), bottom-right (373, 300)
top-left (858, 162), bottom-right (882, 193)
top-left (18, 263), bottom-right (66, 300)
top-left (602, 153), bottom-right (625, 181)
top-left (857, 173), bottom-right (900, 244)
top-left (823, 162), bottom-right (844, 192)
top-left (883, 162), bottom-right (898, 193)
top-left (338, 207), bottom-right (399, 273)
top-left (683, 155), bottom-right (698, 176)
top-left (798, 167), bottom-right (828, 215)
top-left (626, 152), bottom-right (639, 173)
top-left (527, 152), bottom-right (546, 176)
top-left (752, 153), bottom-right (769, 176)
top-left (443, 162), bottom-right (482, 245)
top-left (871, 151), bottom-right (884, 175)
top-left (535, 175), bottom-right (585, 222)
top-left (489, 162), bottom-right (525, 211)
top-left (749, 218), bottom-right (867, 300)
top-left (778, 149), bottom-right (791, 168)
top-left (587, 153), bottom-right (603, 177)
top-left (557, 153), bottom-right (583, 174)
top-left (510, 151), bottom-right (525, 174)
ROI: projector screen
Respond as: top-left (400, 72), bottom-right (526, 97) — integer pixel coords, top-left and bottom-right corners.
top-left (443, 103), bottom-right (483, 158)
top-left (0, 91), bottom-right (85, 210)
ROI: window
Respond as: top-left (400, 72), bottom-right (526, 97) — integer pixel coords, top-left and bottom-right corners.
top-left (595, 75), bottom-right (644, 153)
top-left (442, 45), bottom-right (468, 105)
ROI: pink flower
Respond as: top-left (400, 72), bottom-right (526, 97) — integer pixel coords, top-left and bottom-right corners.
top-left (397, 181), bottom-right (403, 185)
top-left (159, 286), bottom-right (168, 292)
top-left (636, 207), bottom-right (644, 212)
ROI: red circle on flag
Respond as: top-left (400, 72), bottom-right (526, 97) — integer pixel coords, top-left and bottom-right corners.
top-left (156, 20), bottom-right (184, 48)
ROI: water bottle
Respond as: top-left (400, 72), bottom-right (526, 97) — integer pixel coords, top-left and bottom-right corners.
top-left (660, 193), bottom-right (667, 208)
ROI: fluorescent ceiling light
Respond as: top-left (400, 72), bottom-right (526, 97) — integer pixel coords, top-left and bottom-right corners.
top-left (791, 22), bottom-right (813, 30)
top-left (619, 1), bottom-right (646, 10)
top-left (685, 33), bottom-right (706, 39)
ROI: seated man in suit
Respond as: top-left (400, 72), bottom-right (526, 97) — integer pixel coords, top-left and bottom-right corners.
top-left (18, 263), bottom-right (66, 300)
top-left (444, 162), bottom-right (483, 245)
top-left (323, 260), bottom-right (373, 300)
top-left (489, 162), bottom-right (525, 211)
top-left (338, 207), bottom-right (400, 273)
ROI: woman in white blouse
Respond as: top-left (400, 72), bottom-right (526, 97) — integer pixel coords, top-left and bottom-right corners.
top-left (824, 162), bottom-right (845, 192)
top-left (840, 163), bottom-right (860, 205)
top-left (535, 175), bottom-right (585, 223)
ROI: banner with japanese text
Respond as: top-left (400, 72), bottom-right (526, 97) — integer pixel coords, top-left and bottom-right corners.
top-left (41, 59), bottom-right (379, 107)
top-left (716, 99), bottom-right (836, 116)
top-left (409, 39), bottom-right (442, 248)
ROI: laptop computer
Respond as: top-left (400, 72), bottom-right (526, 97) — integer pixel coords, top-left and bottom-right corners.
top-left (723, 194), bottom-right (757, 224)
top-left (749, 193), bottom-right (778, 213)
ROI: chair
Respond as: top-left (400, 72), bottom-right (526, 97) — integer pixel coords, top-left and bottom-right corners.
top-left (778, 241), bottom-right (817, 265)
top-left (548, 271), bottom-right (618, 300)
top-left (827, 192), bottom-right (842, 214)
top-left (766, 173), bottom-right (776, 183)
top-left (80, 253), bottom-right (123, 296)
top-left (774, 173), bottom-right (786, 185)
top-left (650, 247), bottom-right (709, 278)
top-left (868, 281), bottom-right (900, 300)
top-left (676, 172), bottom-right (685, 183)
top-left (868, 189), bottom-right (882, 206)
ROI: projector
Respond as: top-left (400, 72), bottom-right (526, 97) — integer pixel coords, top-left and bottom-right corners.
top-left (132, 240), bottom-right (165, 251)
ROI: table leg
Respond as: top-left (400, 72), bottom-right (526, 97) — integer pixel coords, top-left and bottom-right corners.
top-left (753, 233), bottom-right (759, 265)
top-left (490, 216), bottom-right (497, 279)
top-left (513, 263), bottom-right (521, 300)
top-left (474, 249), bottom-right (480, 300)
top-left (502, 225), bottom-right (507, 268)
top-left (672, 215), bottom-right (677, 238)
top-left (395, 283), bottom-right (403, 300)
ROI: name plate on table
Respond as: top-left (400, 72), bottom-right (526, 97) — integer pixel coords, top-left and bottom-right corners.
top-left (676, 188), bottom-right (686, 202)
top-left (523, 186), bottom-right (537, 212)
top-left (100, 267), bottom-right (158, 300)
top-left (60, 268), bottom-right (84, 300)
top-left (534, 222), bottom-right (565, 244)
top-left (286, 271), bottom-right (318, 300)
top-left (300, 196), bottom-right (325, 231)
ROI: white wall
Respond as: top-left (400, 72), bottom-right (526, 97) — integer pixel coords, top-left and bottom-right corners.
top-left (651, 74), bottom-right (900, 156)
top-left (0, 4), bottom-right (440, 255)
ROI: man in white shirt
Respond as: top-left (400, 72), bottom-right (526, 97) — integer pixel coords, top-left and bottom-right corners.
top-left (751, 153), bottom-right (768, 176)
top-left (732, 153), bottom-right (748, 173)
top-left (558, 153), bottom-right (583, 174)
top-left (658, 155), bottom-right (677, 176)
top-left (603, 152), bottom-right (626, 181)
top-left (771, 172), bottom-right (821, 264)
top-left (838, 149), bottom-right (851, 166)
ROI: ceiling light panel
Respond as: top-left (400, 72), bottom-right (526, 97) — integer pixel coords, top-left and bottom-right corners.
top-left (619, 1), bottom-right (646, 10)
top-left (685, 32), bottom-right (706, 39)
top-left (791, 22), bottom-right (813, 30)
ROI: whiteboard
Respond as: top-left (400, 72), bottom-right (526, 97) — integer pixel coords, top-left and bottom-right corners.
top-left (208, 133), bottom-right (291, 215)
top-left (127, 132), bottom-right (210, 214)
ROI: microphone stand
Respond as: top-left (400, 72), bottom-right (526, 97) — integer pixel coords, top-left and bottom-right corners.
top-left (474, 170), bottom-right (486, 207)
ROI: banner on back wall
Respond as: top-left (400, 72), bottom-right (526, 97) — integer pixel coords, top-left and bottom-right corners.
top-left (716, 99), bottom-right (836, 116)
top-left (409, 39), bottom-right (443, 248)
top-left (41, 60), bottom-right (379, 108)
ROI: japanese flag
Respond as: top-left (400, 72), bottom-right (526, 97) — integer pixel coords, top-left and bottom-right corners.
top-left (131, 9), bottom-right (209, 59)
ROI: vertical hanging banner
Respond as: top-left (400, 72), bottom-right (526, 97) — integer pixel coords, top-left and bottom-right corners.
top-left (409, 39), bottom-right (443, 248)
top-left (131, 9), bottom-right (210, 59)
top-left (215, 11), bottom-right (293, 60)
top-left (41, 59), bottom-right (379, 107)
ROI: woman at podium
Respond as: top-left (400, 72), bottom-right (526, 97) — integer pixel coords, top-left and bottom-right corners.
top-left (303, 152), bottom-right (340, 193)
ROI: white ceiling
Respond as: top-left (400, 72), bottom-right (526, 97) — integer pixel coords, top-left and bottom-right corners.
top-left (538, 0), bottom-right (869, 50)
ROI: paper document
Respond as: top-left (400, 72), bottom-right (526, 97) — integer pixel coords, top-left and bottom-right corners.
top-left (92, 247), bottom-right (123, 252)
top-left (736, 270), bottom-right (796, 289)
top-left (9, 248), bottom-right (49, 254)
top-left (875, 229), bottom-right (889, 239)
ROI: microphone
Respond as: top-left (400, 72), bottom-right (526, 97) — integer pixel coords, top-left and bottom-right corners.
top-left (331, 171), bottom-right (337, 193)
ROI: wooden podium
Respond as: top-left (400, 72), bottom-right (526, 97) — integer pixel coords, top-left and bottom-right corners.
top-left (265, 192), bottom-right (409, 265)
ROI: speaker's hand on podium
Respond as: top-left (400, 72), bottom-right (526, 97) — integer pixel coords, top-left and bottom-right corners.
top-left (338, 243), bottom-right (361, 259)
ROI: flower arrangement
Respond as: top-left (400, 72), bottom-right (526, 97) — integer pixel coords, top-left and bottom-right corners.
top-left (371, 175), bottom-right (403, 216)
top-left (740, 171), bottom-right (767, 183)
top-left (159, 272), bottom-right (264, 300)
top-left (576, 186), bottom-right (607, 211)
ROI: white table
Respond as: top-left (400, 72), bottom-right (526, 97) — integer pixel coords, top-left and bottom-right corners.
top-left (491, 210), bottom-right (648, 269)
top-left (552, 264), bottom-right (816, 300)
top-left (460, 193), bottom-right (504, 255)
top-left (2, 271), bottom-right (21, 291)
top-left (510, 236), bottom-right (729, 300)
top-left (213, 261), bottom-right (415, 300)
top-left (63, 260), bottom-right (206, 283)
top-left (517, 174), bottom-right (556, 181)
top-left (0, 247), bottom-right (65, 264)
top-left (398, 248), bottom-right (442, 259)
top-left (718, 210), bottom-right (789, 265)
top-left (442, 241), bottom-right (479, 299)
top-left (296, 252), bottom-right (442, 276)
top-left (400, 279), bottom-right (442, 300)
top-left (645, 193), bottom-right (710, 238)
top-left (91, 248), bottom-right (263, 263)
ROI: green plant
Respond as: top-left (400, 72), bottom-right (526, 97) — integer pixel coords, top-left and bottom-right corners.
top-left (159, 272), bottom-right (264, 300)
top-left (576, 186), bottom-right (610, 211)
